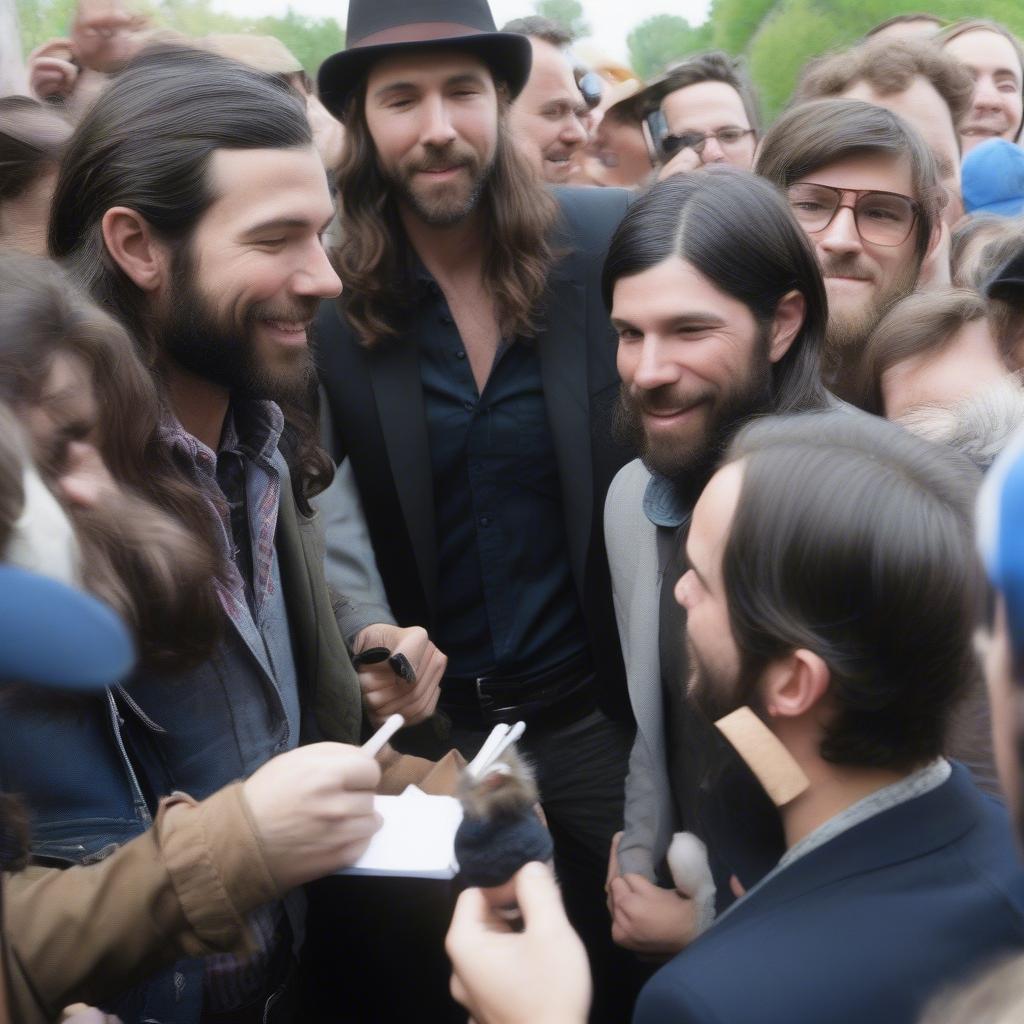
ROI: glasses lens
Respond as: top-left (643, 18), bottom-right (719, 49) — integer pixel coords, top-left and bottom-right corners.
top-left (854, 192), bottom-right (916, 246)
top-left (787, 184), bottom-right (840, 232)
top-left (660, 134), bottom-right (683, 160)
top-left (716, 128), bottom-right (749, 146)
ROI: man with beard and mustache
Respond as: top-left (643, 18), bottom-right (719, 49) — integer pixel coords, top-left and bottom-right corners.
top-left (311, 0), bottom-right (638, 1019)
top-left (448, 411), bottom-right (1024, 1024)
top-left (756, 98), bottom-right (946, 407)
top-left (602, 169), bottom-right (827, 959)
top-left (45, 48), bottom-right (458, 1022)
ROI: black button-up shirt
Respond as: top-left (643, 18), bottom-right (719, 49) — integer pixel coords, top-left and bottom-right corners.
top-left (416, 272), bottom-right (589, 680)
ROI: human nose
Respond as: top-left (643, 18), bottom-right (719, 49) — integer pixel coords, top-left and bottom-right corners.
top-left (561, 114), bottom-right (588, 147)
top-left (631, 334), bottom-right (680, 391)
top-left (674, 570), bottom-right (696, 610)
top-left (816, 203), bottom-right (862, 257)
top-left (419, 94), bottom-right (457, 149)
top-left (700, 135), bottom-right (726, 163)
top-left (972, 75), bottom-right (1003, 113)
top-left (295, 239), bottom-right (342, 299)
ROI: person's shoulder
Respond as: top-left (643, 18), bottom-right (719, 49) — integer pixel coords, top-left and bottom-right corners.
top-left (551, 185), bottom-right (632, 252)
top-left (608, 458), bottom-right (651, 506)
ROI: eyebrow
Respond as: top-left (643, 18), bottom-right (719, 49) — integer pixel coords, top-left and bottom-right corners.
top-left (374, 72), bottom-right (486, 100)
top-left (243, 214), bottom-right (335, 237)
top-left (610, 313), bottom-right (728, 330)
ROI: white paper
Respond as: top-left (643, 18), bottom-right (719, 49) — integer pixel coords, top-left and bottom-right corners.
top-left (338, 785), bottom-right (464, 879)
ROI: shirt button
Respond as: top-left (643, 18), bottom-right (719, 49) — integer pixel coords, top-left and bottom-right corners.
top-left (455, 349), bottom-right (466, 360)
top-left (463, 400), bottom-right (475, 412)
top-left (479, 516), bottom-right (492, 527)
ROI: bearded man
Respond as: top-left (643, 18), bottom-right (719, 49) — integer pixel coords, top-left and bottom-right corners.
top-left (602, 168), bottom-right (827, 958)
top-left (312, 0), bottom-right (638, 1020)
top-left (756, 98), bottom-right (945, 406)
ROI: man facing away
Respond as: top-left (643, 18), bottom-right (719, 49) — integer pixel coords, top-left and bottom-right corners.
top-left (447, 410), bottom-right (1024, 1024)
top-left (313, 0), bottom-right (637, 1018)
top-left (602, 168), bottom-right (827, 958)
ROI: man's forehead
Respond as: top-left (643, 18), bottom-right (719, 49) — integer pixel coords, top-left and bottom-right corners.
top-left (946, 29), bottom-right (1022, 79)
top-left (805, 151), bottom-right (916, 195)
top-left (662, 80), bottom-right (748, 129)
top-left (689, 460), bottom-right (745, 572)
top-left (203, 146), bottom-right (333, 225)
top-left (366, 48), bottom-right (493, 92)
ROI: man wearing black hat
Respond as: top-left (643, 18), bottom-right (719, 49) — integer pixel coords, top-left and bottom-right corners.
top-left (313, 1), bottom-right (637, 1020)
top-left (988, 243), bottom-right (1024, 368)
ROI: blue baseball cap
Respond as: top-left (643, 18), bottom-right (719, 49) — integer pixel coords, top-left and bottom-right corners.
top-left (0, 566), bottom-right (135, 691)
top-left (962, 139), bottom-right (1024, 217)
top-left (978, 430), bottom-right (1024, 664)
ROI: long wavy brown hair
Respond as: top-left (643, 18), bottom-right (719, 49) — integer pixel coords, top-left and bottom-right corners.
top-left (333, 83), bottom-right (559, 347)
top-left (0, 253), bottom-right (224, 669)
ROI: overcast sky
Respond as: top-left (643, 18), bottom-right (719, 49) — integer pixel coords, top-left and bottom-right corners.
top-left (211, 0), bottom-right (713, 63)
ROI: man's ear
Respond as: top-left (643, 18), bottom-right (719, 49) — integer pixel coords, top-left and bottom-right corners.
top-left (762, 648), bottom-right (829, 720)
top-left (768, 289), bottom-right (805, 364)
top-left (100, 206), bottom-right (170, 293)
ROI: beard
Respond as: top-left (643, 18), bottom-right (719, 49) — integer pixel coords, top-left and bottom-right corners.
top-left (614, 325), bottom-right (774, 489)
top-left (822, 253), bottom-right (920, 399)
top-left (385, 141), bottom-right (493, 227)
top-left (158, 249), bottom-right (318, 408)
top-left (686, 635), bottom-right (764, 726)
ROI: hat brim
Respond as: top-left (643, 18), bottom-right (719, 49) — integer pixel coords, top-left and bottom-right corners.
top-left (0, 566), bottom-right (135, 691)
top-left (966, 196), bottom-right (1024, 219)
top-left (318, 32), bottom-right (532, 120)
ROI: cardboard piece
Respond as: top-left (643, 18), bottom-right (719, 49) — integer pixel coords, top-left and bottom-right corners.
top-left (715, 707), bottom-right (810, 807)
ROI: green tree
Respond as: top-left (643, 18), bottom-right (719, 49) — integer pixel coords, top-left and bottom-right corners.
top-left (254, 8), bottom-right (344, 75)
top-left (534, 0), bottom-right (589, 39)
top-left (709, 0), bottom-right (777, 55)
top-left (627, 14), bottom-right (713, 79)
top-left (17, 0), bottom-right (78, 52)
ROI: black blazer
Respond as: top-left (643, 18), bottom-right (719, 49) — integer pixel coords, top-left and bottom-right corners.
top-left (316, 186), bottom-right (633, 720)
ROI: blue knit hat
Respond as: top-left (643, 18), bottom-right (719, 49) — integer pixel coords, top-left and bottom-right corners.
top-left (978, 429), bottom-right (1024, 667)
top-left (455, 809), bottom-right (553, 888)
top-left (963, 139), bottom-right (1024, 217)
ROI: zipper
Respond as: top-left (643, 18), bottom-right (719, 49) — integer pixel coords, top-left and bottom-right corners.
top-left (106, 688), bottom-right (152, 826)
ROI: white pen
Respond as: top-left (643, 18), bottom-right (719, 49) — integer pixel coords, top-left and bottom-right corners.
top-left (362, 713), bottom-right (405, 757)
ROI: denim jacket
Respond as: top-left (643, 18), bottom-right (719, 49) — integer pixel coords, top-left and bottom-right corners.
top-left (0, 419), bottom-right (363, 1022)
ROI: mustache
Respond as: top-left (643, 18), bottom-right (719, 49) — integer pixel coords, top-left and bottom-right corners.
top-left (248, 297), bottom-right (320, 324)
top-left (408, 144), bottom-right (476, 174)
top-left (820, 254), bottom-right (875, 280)
top-left (623, 385), bottom-right (714, 415)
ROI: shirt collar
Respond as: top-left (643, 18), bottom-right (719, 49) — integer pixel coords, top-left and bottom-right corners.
top-left (643, 470), bottom-right (691, 529)
top-left (158, 399), bottom-right (285, 476)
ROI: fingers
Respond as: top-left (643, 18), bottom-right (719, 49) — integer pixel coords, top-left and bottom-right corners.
top-left (606, 831), bottom-right (622, 889)
top-left (512, 862), bottom-right (566, 934)
top-left (446, 885), bottom-right (491, 960)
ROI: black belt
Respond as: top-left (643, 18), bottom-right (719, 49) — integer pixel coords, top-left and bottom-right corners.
top-left (440, 650), bottom-right (596, 730)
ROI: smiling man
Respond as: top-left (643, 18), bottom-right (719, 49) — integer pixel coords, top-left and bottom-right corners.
top-left (503, 16), bottom-right (590, 184)
top-left (941, 19), bottom-right (1024, 154)
top-left (46, 47), bottom-right (402, 1021)
top-left (756, 98), bottom-right (944, 405)
top-left (602, 168), bottom-right (826, 960)
top-left (313, 1), bottom-right (638, 1020)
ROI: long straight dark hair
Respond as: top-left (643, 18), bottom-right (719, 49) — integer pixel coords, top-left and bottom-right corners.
top-left (332, 82), bottom-right (558, 348)
top-left (601, 167), bottom-right (828, 414)
top-left (49, 46), bottom-right (333, 515)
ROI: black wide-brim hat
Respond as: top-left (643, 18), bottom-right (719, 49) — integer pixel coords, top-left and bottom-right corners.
top-left (318, 0), bottom-right (532, 120)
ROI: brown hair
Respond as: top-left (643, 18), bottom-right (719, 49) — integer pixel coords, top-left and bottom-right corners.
top-left (501, 16), bottom-right (574, 48)
top-left (647, 51), bottom-right (761, 134)
top-left (797, 38), bottom-right (974, 133)
top-left (755, 98), bottom-right (945, 263)
top-left (0, 405), bottom-right (27, 553)
top-left (864, 13), bottom-right (943, 39)
top-left (0, 97), bottom-right (71, 206)
top-left (724, 409), bottom-right (983, 771)
top-left (0, 253), bottom-right (224, 668)
top-left (332, 83), bottom-right (558, 348)
top-left (858, 288), bottom-right (988, 414)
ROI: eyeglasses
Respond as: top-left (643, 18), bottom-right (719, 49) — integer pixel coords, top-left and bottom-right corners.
top-left (787, 182), bottom-right (921, 247)
top-left (659, 127), bottom-right (754, 161)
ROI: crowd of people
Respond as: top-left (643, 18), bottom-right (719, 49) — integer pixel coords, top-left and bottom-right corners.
top-left (3, 0), bottom-right (1024, 1021)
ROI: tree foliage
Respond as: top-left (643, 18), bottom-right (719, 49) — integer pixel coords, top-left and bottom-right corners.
top-left (627, 14), bottom-right (713, 79)
top-left (535, 0), bottom-right (589, 39)
top-left (18, 0), bottom-right (344, 74)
